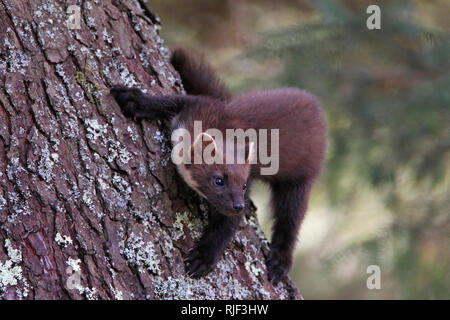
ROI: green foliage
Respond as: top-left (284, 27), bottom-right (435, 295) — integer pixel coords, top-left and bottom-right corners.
top-left (248, 1), bottom-right (449, 299)
top-left (152, 0), bottom-right (449, 298)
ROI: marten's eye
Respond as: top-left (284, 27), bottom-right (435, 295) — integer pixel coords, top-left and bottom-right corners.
top-left (243, 183), bottom-right (247, 190)
top-left (213, 177), bottom-right (224, 187)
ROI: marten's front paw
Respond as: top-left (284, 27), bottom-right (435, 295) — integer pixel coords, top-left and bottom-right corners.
top-left (266, 249), bottom-right (292, 285)
top-left (110, 85), bottom-right (143, 117)
top-left (185, 245), bottom-right (218, 278)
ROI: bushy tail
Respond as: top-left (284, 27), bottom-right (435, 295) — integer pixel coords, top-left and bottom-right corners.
top-left (170, 47), bottom-right (231, 101)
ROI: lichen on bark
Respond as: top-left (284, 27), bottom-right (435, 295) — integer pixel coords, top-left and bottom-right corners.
top-left (0, 0), bottom-right (300, 300)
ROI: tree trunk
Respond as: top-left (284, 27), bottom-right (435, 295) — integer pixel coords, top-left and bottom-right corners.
top-left (0, 0), bottom-right (300, 300)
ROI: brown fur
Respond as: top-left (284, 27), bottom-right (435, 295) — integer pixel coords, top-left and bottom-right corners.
top-left (171, 47), bottom-right (231, 101)
top-left (111, 47), bottom-right (326, 284)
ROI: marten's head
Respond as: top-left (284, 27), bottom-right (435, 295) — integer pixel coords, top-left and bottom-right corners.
top-left (176, 132), bottom-right (254, 216)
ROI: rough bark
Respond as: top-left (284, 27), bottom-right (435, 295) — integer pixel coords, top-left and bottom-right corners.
top-left (0, 0), bottom-right (300, 300)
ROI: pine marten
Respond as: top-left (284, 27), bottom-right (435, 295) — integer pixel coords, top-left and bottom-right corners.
top-left (111, 48), bottom-right (326, 284)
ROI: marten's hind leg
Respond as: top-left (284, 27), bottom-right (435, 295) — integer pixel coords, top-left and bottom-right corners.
top-left (267, 179), bottom-right (312, 284)
top-left (111, 85), bottom-right (206, 120)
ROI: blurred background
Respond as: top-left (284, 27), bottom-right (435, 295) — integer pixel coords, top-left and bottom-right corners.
top-left (148, 0), bottom-right (450, 299)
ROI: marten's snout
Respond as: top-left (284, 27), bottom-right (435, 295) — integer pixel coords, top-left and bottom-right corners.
top-left (229, 186), bottom-right (246, 213)
top-left (232, 203), bottom-right (244, 213)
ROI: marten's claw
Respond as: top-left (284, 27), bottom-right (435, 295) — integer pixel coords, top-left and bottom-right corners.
top-left (266, 249), bottom-right (291, 285)
top-left (110, 85), bottom-right (143, 117)
top-left (185, 246), bottom-right (216, 278)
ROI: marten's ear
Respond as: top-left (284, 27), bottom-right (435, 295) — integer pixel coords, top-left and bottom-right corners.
top-left (191, 132), bottom-right (221, 164)
top-left (246, 141), bottom-right (255, 164)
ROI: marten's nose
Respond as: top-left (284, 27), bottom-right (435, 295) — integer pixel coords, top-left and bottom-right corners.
top-left (233, 203), bottom-right (244, 212)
